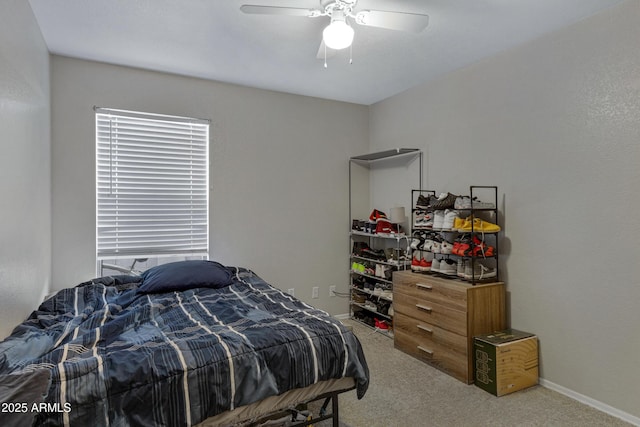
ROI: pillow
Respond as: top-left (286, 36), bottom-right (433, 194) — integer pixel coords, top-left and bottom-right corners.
top-left (137, 260), bottom-right (233, 294)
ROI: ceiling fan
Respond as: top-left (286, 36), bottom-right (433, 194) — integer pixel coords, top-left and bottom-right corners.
top-left (240, 0), bottom-right (429, 63)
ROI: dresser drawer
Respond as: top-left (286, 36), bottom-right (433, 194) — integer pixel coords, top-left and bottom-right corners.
top-left (394, 328), bottom-right (468, 383)
top-left (393, 271), bottom-right (467, 311)
top-left (394, 292), bottom-right (467, 336)
top-left (394, 312), bottom-right (467, 355)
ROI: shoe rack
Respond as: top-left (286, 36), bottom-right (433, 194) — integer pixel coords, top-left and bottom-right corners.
top-left (348, 149), bottom-right (423, 337)
top-left (409, 186), bottom-right (500, 285)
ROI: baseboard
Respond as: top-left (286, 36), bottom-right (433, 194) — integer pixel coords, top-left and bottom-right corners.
top-left (540, 378), bottom-right (640, 426)
top-left (334, 313), bottom-right (350, 320)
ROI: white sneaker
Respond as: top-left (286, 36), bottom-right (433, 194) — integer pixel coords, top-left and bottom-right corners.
top-left (432, 210), bottom-right (445, 230)
top-left (454, 196), bottom-right (471, 210)
top-left (422, 212), bottom-right (434, 228)
top-left (440, 240), bottom-right (454, 255)
top-left (464, 262), bottom-right (497, 280)
top-left (410, 238), bottom-right (421, 250)
top-left (457, 259), bottom-right (466, 278)
top-left (430, 259), bottom-right (441, 273)
top-left (442, 209), bottom-right (459, 231)
top-left (423, 235), bottom-right (434, 252)
top-left (471, 198), bottom-right (496, 209)
top-left (440, 259), bottom-right (457, 276)
top-left (413, 211), bottom-right (425, 227)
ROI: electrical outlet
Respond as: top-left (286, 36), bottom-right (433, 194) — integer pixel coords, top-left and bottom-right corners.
top-left (329, 286), bottom-right (336, 297)
top-left (287, 288), bottom-right (295, 296)
top-left (312, 287), bottom-right (319, 299)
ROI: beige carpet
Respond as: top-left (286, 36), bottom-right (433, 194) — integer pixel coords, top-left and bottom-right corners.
top-left (327, 319), bottom-right (632, 427)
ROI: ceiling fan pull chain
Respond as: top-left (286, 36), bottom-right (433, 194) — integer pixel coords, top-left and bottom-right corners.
top-left (324, 43), bottom-right (328, 68)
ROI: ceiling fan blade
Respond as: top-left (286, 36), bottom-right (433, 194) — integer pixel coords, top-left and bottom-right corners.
top-left (354, 10), bottom-right (429, 33)
top-left (316, 40), bottom-right (337, 60)
top-left (240, 5), bottom-right (316, 17)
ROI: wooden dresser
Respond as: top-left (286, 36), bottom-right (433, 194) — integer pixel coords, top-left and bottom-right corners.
top-left (393, 270), bottom-right (506, 384)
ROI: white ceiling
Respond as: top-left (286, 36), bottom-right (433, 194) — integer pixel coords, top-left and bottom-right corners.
top-left (28, 0), bottom-right (625, 105)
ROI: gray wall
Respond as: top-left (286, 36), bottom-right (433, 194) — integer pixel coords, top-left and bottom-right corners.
top-left (50, 56), bottom-right (369, 315)
top-left (0, 0), bottom-right (51, 339)
top-left (369, 0), bottom-right (640, 421)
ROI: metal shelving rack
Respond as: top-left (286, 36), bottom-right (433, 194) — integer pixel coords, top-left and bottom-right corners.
top-left (348, 148), bottom-right (423, 336)
top-left (409, 185), bottom-right (500, 285)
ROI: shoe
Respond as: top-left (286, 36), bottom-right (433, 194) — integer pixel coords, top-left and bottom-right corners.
top-left (411, 256), bottom-right (421, 272)
top-left (418, 257), bottom-right (432, 272)
top-left (364, 221), bottom-right (375, 234)
top-left (439, 259), bottom-right (457, 276)
top-left (454, 196), bottom-right (471, 210)
top-left (362, 247), bottom-right (386, 261)
top-left (416, 194), bottom-right (432, 210)
top-left (471, 197), bottom-right (496, 209)
top-left (442, 209), bottom-right (459, 231)
top-left (430, 259), bottom-right (441, 273)
top-left (457, 217), bottom-right (501, 233)
top-left (369, 209), bottom-right (388, 222)
top-left (364, 264), bottom-right (375, 276)
top-left (440, 239), bottom-right (454, 255)
top-left (421, 211), bottom-right (434, 228)
top-left (431, 236), bottom-right (442, 254)
top-left (410, 237), bottom-right (422, 250)
top-left (375, 319), bottom-right (390, 331)
top-left (351, 262), bottom-right (365, 274)
top-left (453, 216), bottom-right (469, 232)
top-left (471, 235), bottom-right (495, 257)
top-left (453, 235), bottom-right (472, 256)
top-left (464, 261), bottom-right (497, 281)
top-left (375, 219), bottom-right (393, 235)
top-left (415, 211), bottom-right (434, 228)
top-left (388, 303), bottom-right (394, 316)
top-left (365, 300), bottom-right (377, 310)
top-left (380, 283), bottom-right (393, 300)
top-left (432, 210), bottom-right (445, 230)
top-left (457, 258), bottom-right (466, 278)
top-left (352, 219), bottom-right (361, 230)
top-left (352, 241), bottom-right (370, 256)
top-left (351, 292), bottom-right (366, 304)
top-left (431, 192), bottom-right (458, 210)
top-left (422, 234), bottom-right (434, 252)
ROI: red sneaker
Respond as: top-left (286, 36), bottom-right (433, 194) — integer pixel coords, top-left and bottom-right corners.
top-left (419, 257), bottom-right (432, 271)
top-left (369, 209), bottom-right (388, 222)
top-left (375, 220), bottom-right (393, 235)
top-left (411, 256), bottom-right (421, 271)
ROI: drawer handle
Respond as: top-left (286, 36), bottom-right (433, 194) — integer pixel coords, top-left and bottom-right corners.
top-left (416, 283), bottom-right (433, 291)
top-left (416, 304), bottom-right (432, 313)
top-left (417, 346), bottom-right (433, 356)
top-left (417, 324), bottom-right (433, 334)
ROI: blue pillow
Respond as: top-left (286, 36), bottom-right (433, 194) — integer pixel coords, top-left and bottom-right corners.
top-left (137, 260), bottom-right (234, 294)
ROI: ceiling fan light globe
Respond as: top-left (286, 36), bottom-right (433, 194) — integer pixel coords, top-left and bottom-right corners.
top-left (323, 21), bottom-right (354, 50)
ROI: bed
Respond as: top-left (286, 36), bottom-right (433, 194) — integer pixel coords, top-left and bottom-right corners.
top-left (0, 261), bottom-right (369, 426)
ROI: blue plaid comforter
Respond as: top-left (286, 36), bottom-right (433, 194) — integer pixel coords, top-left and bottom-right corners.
top-left (0, 268), bottom-right (369, 426)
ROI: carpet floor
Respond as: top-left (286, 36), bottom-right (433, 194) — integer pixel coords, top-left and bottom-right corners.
top-left (326, 319), bottom-right (633, 427)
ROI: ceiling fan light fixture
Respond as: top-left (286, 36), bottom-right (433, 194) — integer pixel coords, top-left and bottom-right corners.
top-left (322, 15), bottom-right (354, 50)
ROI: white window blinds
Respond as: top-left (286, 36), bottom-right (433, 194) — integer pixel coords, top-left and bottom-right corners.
top-left (96, 108), bottom-right (209, 259)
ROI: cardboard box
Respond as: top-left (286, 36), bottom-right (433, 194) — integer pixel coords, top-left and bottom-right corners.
top-left (474, 329), bottom-right (538, 396)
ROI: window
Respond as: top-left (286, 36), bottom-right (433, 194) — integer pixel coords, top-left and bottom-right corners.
top-left (95, 108), bottom-right (209, 274)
